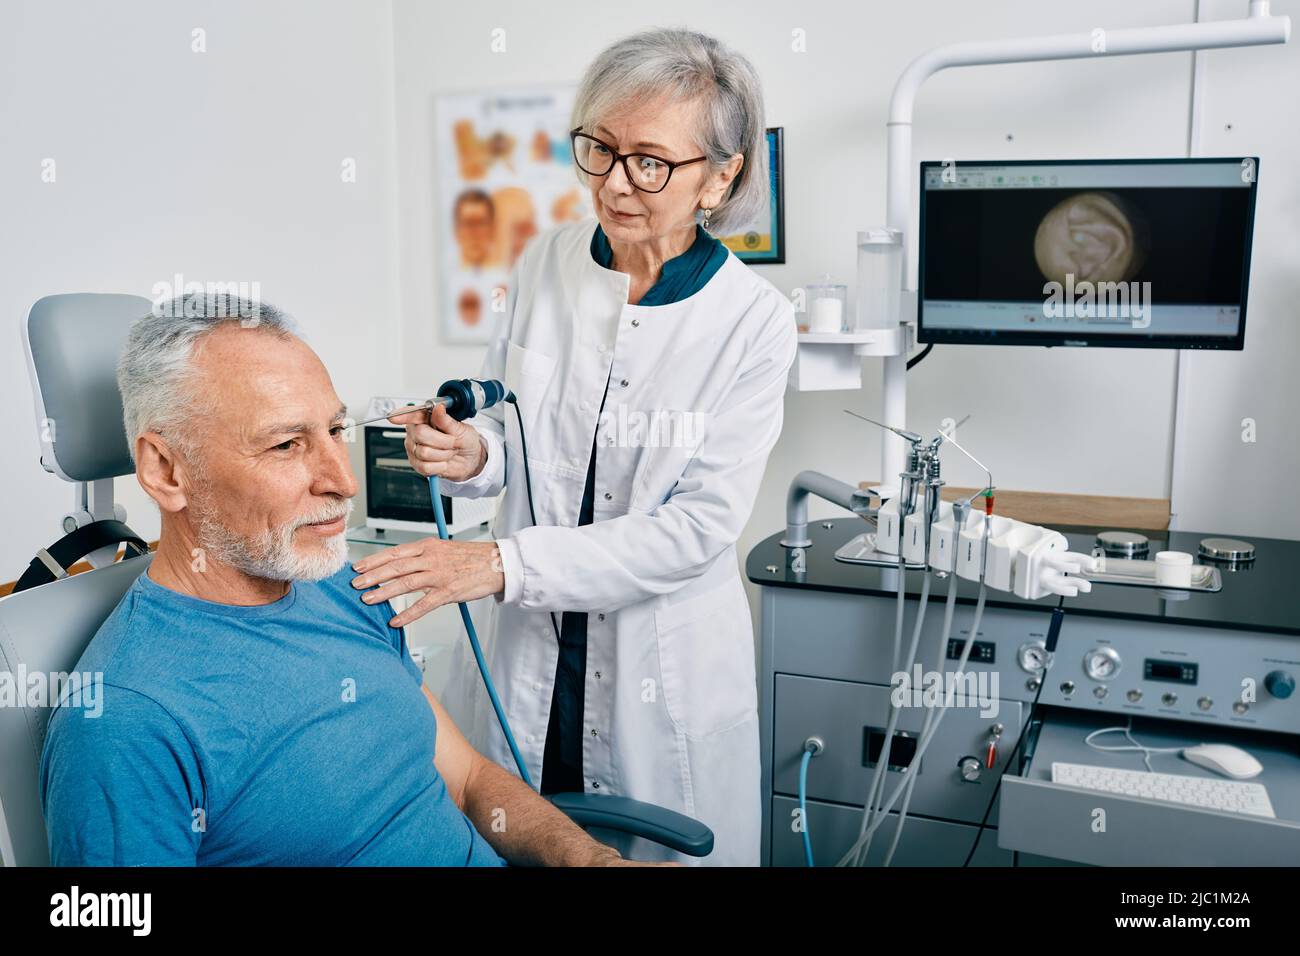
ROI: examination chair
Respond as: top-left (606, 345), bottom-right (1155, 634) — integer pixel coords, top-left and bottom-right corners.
top-left (0, 293), bottom-right (713, 866)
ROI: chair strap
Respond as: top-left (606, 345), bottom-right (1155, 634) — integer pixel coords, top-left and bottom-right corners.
top-left (12, 520), bottom-right (148, 594)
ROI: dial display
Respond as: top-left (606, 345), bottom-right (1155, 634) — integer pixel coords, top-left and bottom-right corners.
top-left (1018, 641), bottom-right (1050, 674)
top-left (1084, 647), bottom-right (1122, 681)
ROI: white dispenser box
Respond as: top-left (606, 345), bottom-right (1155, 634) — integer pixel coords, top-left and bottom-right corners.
top-left (856, 228), bottom-right (903, 331)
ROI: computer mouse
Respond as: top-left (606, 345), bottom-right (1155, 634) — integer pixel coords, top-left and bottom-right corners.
top-left (1182, 743), bottom-right (1263, 780)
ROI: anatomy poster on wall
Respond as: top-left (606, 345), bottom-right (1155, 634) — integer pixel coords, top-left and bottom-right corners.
top-left (435, 88), bottom-right (591, 344)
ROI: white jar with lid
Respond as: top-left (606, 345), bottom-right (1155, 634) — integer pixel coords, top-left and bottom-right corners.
top-left (806, 275), bottom-right (847, 333)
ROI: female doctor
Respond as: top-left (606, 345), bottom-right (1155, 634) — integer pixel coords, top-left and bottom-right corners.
top-left (350, 27), bottom-right (796, 866)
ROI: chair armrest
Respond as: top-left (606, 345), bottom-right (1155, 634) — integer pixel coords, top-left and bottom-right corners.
top-left (548, 792), bottom-right (714, 858)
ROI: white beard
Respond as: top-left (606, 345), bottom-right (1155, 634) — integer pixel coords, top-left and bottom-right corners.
top-left (192, 493), bottom-right (353, 583)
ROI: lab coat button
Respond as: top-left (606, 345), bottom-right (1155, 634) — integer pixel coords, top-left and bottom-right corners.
top-left (595, 671), bottom-right (602, 679)
top-left (631, 318), bottom-right (640, 327)
top-left (532, 681), bottom-right (542, 691)
top-left (590, 728), bottom-right (598, 737)
top-left (597, 613), bottom-right (605, 622)
top-left (592, 781), bottom-right (600, 790)
top-left (603, 492), bottom-right (612, 500)
top-left (620, 378), bottom-right (629, 388)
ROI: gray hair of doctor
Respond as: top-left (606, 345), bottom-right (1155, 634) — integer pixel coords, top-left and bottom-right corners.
top-left (117, 292), bottom-right (298, 467)
top-left (570, 27), bottom-right (770, 235)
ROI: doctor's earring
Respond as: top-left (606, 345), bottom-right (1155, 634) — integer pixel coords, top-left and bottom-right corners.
top-left (702, 207), bottom-right (713, 230)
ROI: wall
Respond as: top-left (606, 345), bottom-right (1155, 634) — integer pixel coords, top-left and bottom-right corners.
top-left (1169, 0), bottom-right (1300, 537)
top-left (0, 0), bottom-right (404, 577)
top-left (3, 0), bottom-right (1295, 588)
top-left (388, 0), bottom-right (1299, 610)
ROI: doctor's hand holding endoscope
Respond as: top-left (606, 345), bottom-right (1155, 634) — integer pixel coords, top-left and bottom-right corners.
top-left (398, 401), bottom-right (489, 483)
top-left (350, 28), bottom-right (797, 866)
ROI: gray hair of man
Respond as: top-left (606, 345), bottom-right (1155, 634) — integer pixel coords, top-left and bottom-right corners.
top-left (570, 27), bottom-right (770, 235)
top-left (117, 292), bottom-right (298, 469)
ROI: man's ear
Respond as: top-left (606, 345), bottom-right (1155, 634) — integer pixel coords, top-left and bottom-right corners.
top-left (135, 433), bottom-right (192, 514)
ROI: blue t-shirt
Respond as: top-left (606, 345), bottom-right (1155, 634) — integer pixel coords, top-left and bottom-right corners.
top-left (39, 564), bottom-right (504, 867)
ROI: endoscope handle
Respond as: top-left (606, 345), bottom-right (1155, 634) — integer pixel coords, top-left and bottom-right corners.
top-left (436, 378), bottom-right (512, 422)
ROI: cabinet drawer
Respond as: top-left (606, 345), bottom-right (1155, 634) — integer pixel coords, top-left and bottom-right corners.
top-left (773, 673), bottom-right (1022, 825)
top-left (999, 709), bottom-right (1300, 865)
top-left (770, 795), bottom-right (1012, 867)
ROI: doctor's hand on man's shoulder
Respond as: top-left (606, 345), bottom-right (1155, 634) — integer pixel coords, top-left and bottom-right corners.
top-left (389, 402), bottom-right (487, 482)
top-left (352, 535), bottom-right (506, 627)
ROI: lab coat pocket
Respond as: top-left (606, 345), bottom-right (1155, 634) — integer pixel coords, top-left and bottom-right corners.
top-left (627, 409), bottom-right (713, 512)
top-left (503, 341), bottom-right (556, 455)
top-left (654, 575), bottom-right (757, 738)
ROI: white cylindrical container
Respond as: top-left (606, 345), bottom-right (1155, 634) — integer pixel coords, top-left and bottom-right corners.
top-left (1154, 550), bottom-right (1194, 587)
top-left (806, 277), bottom-right (847, 333)
top-left (856, 228), bottom-right (903, 330)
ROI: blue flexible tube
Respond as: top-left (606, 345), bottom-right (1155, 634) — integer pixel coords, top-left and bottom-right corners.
top-left (428, 475), bottom-right (533, 788)
top-left (799, 748), bottom-right (815, 867)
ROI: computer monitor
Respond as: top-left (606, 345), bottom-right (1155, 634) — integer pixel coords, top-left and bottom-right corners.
top-left (917, 158), bottom-right (1259, 349)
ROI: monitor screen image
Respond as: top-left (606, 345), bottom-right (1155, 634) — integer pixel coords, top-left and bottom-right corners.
top-left (917, 158), bottom-right (1258, 349)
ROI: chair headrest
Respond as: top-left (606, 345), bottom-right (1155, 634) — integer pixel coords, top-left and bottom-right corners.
top-left (23, 293), bottom-right (153, 482)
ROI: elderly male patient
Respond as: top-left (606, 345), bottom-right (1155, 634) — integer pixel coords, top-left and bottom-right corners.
top-left (40, 294), bottom-right (639, 867)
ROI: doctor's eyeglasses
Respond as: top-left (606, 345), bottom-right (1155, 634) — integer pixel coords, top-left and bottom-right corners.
top-left (570, 128), bottom-right (707, 194)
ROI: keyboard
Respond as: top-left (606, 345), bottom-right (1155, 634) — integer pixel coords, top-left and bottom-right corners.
top-left (1051, 761), bottom-right (1276, 818)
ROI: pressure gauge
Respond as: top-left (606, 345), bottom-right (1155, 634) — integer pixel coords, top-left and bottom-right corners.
top-left (1084, 646), bottom-right (1122, 682)
top-left (1017, 641), bottom-right (1051, 674)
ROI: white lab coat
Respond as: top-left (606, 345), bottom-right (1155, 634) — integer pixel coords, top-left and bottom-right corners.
top-left (440, 218), bottom-right (796, 865)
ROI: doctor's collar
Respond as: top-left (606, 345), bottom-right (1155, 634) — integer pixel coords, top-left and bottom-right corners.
top-left (589, 222), bottom-right (713, 274)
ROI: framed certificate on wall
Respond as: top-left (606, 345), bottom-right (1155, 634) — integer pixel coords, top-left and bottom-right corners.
top-left (717, 127), bottom-right (785, 264)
